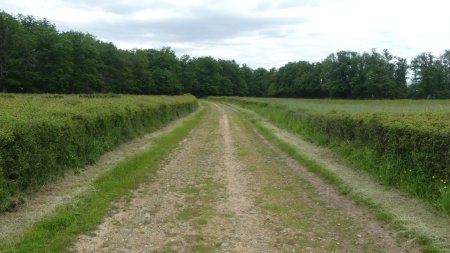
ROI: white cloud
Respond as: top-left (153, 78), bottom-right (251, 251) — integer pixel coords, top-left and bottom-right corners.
top-left (1, 0), bottom-right (450, 69)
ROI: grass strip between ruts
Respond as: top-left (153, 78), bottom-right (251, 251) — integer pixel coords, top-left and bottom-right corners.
top-left (0, 107), bottom-right (206, 253)
top-left (234, 106), bottom-right (442, 253)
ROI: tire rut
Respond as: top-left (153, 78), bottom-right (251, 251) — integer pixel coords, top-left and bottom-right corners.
top-left (213, 105), bottom-right (277, 252)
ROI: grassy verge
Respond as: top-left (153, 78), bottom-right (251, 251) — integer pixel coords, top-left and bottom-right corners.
top-left (209, 97), bottom-right (450, 214)
top-left (230, 105), bottom-right (441, 253)
top-left (0, 106), bottom-right (206, 253)
top-left (226, 107), bottom-right (397, 252)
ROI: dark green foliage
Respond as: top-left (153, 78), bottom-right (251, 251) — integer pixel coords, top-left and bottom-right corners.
top-left (190, 57), bottom-right (222, 97)
top-left (320, 50), bottom-right (408, 98)
top-left (147, 47), bottom-right (183, 95)
top-left (217, 59), bottom-right (244, 96)
top-left (0, 11), bottom-right (28, 93)
top-left (212, 97), bottom-right (450, 212)
top-left (269, 61), bottom-right (324, 98)
top-left (0, 94), bottom-right (197, 211)
top-left (410, 52), bottom-right (450, 98)
top-left (1, 10), bottom-right (449, 98)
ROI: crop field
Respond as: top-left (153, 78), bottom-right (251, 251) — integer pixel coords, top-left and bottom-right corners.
top-left (224, 97), bottom-right (450, 133)
top-left (0, 94), bottom-right (197, 212)
top-left (237, 97), bottom-right (450, 113)
top-left (212, 97), bottom-right (450, 211)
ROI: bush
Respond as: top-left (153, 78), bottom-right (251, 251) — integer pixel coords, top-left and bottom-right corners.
top-left (212, 96), bottom-right (450, 210)
top-left (0, 94), bottom-right (197, 211)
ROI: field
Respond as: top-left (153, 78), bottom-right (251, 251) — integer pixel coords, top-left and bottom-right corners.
top-left (0, 94), bottom-right (198, 211)
top-left (211, 97), bottom-right (450, 212)
top-left (1, 97), bottom-right (450, 252)
top-left (237, 97), bottom-right (450, 113)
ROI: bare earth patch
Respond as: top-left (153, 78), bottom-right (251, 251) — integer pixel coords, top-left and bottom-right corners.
top-left (73, 103), bottom-right (422, 253)
top-left (0, 108), bottom-right (201, 242)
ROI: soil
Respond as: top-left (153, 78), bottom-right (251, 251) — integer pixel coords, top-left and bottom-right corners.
top-left (73, 103), bottom-right (421, 253)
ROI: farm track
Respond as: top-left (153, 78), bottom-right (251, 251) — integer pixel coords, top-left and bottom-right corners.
top-left (0, 107), bottom-right (202, 242)
top-left (74, 102), bottom-right (420, 252)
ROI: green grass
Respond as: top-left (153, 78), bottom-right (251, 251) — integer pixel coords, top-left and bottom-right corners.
top-left (226, 103), bottom-right (442, 253)
top-left (226, 107), bottom-right (390, 252)
top-left (177, 179), bottom-right (222, 227)
top-left (0, 106), bottom-right (206, 253)
top-left (211, 97), bottom-right (450, 215)
top-left (244, 110), bottom-right (351, 196)
top-left (237, 97), bottom-right (450, 113)
top-left (189, 243), bottom-right (217, 253)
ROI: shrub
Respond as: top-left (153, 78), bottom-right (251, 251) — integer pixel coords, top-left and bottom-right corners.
top-left (0, 94), bottom-right (197, 211)
top-left (212, 96), bottom-right (450, 210)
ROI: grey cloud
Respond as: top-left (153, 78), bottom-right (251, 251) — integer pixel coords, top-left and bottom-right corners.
top-left (254, 0), bottom-right (318, 11)
top-left (48, 0), bottom-right (308, 55)
top-left (275, 0), bottom-right (317, 9)
top-left (66, 7), bottom-right (305, 44)
top-left (64, 0), bottom-right (181, 15)
top-left (65, 0), bottom-right (316, 15)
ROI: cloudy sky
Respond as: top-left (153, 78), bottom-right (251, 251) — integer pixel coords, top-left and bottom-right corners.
top-left (2, 0), bottom-right (450, 69)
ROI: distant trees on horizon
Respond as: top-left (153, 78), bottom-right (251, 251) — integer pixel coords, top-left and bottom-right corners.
top-left (1, 10), bottom-right (449, 98)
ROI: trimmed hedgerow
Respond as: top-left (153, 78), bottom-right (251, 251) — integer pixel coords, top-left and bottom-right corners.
top-left (0, 94), bottom-right (197, 211)
top-left (211, 97), bottom-right (450, 213)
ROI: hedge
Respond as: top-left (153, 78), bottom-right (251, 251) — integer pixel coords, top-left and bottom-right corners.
top-left (0, 94), bottom-right (197, 211)
top-left (212, 97), bottom-right (450, 210)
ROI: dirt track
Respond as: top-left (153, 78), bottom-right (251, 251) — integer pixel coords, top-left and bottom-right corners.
top-left (73, 103), bottom-right (420, 252)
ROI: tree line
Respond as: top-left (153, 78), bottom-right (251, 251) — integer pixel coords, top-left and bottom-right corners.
top-left (1, 11), bottom-right (449, 98)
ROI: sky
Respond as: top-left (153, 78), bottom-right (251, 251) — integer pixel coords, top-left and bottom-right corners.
top-left (1, 0), bottom-right (450, 69)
